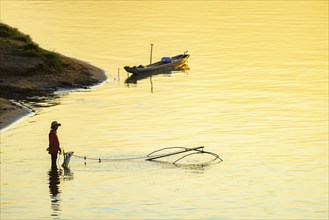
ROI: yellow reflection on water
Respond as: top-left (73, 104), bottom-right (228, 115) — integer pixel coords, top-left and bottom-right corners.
top-left (1, 0), bottom-right (328, 219)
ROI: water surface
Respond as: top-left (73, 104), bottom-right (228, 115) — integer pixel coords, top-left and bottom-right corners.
top-left (1, 1), bottom-right (328, 219)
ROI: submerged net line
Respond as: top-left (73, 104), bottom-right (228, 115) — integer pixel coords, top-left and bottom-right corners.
top-left (71, 146), bottom-right (223, 164)
top-left (72, 154), bottom-right (148, 162)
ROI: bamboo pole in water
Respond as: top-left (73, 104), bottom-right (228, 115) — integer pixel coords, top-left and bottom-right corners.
top-left (146, 146), bottom-right (204, 161)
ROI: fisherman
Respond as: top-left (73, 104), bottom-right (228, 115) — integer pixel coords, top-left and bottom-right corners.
top-left (48, 121), bottom-right (62, 168)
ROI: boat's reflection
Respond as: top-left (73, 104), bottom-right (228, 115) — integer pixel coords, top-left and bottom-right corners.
top-left (125, 64), bottom-right (190, 84)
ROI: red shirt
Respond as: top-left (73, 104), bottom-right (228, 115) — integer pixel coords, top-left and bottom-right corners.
top-left (49, 129), bottom-right (60, 155)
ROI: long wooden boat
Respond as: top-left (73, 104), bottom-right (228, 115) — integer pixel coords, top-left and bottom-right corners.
top-left (125, 63), bottom-right (189, 84)
top-left (124, 53), bottom-right (190, 74)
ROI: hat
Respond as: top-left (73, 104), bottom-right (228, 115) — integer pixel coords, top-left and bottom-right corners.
top-left (51, 121), bottom-right (61, 127)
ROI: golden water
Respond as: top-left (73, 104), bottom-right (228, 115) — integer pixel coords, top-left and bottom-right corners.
top-left (1, 1), bottom-right (328, 219)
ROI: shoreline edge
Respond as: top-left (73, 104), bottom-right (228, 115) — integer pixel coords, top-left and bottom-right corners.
top-left (0, 60), bottom-right (107, 132)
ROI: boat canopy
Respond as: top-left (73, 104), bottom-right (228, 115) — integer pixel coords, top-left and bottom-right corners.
top-left (161, 57), bottom-right (173, 64)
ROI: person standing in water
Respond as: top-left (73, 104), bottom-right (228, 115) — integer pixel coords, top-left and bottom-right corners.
top-left (48, 121), bottom-right (62, 168)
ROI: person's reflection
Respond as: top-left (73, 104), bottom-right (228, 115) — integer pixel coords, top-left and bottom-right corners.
top-left (48, 166), bottom-right (74, 217)
top-left (48, 167), bottom-right (62, 217)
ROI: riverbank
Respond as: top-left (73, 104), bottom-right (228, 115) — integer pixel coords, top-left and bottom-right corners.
top-left (0, 98), bottom-right (32, 130)
top-left (0, 23), bottom-right (107, 130)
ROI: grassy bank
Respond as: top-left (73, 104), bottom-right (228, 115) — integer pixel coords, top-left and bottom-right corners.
top-left (0, 23), bottom-right (64, 73)
top-left (0, 23), bottom-right (107, 130)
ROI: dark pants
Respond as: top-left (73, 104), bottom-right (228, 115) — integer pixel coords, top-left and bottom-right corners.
top-left (51, 154), bottom-right (58, 168)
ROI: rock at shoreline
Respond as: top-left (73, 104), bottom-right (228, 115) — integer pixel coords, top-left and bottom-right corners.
top-left (0, 23), bottom-right (107, 130)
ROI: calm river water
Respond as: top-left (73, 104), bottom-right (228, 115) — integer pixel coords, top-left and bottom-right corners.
top-left (1, 1), bottom-right (328, 219)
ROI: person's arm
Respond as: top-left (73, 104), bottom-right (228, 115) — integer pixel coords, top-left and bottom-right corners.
top-left (54, 133), bottom-right (61, 154)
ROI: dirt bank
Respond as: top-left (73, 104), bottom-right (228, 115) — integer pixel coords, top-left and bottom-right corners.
top-left (0, 23), bottom-right (107, 130)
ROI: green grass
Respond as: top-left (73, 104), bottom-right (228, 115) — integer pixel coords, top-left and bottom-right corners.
top-left (44, 51), bottom-right (64, 71)
top-left (0, 22), bottom-right (64, 71)
top-left (0, 22), bottom-right (32, 43)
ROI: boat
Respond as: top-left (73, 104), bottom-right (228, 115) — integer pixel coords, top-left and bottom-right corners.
top-left (125, 64), bottom-right (190, 84)
top-left (124, 53), bottom-right (190, 74)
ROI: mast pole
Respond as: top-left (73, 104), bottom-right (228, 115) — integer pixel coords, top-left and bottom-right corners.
top-left (150, 43), bottom-right (154, 64)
